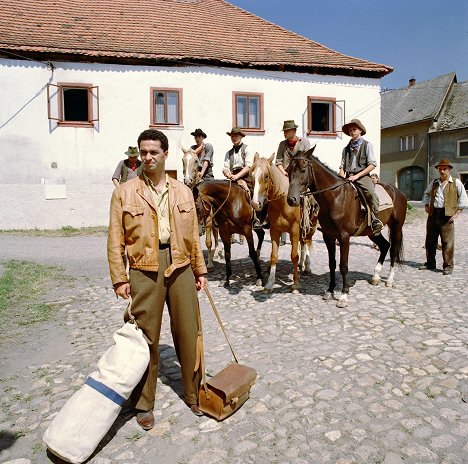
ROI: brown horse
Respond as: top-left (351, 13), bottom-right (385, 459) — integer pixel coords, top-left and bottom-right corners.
top-left (182, 147), bottom-right (220, 270)
top-left (287, 147), bottom-right (406, 307)
top-left (193, 180), bottom-right (265, 287)
top-left (251, 154), bottom-right (319, 293)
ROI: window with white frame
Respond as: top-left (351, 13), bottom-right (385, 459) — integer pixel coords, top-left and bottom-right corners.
top-left (307, 97), bottom-right (339, 135)
top-left (457, 139), bottom-right (468, 157)
top-left (47, 83), bottom-right (99, 126)
top-left (150, 88), bottom-right (182, 126)
top-left (400, 135), bottom-right (416, 151)
top-left (233, 92), bottom-right (264, 131)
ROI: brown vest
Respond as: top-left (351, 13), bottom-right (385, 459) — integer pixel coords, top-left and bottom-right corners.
top-left (429, 178), bottom-right (458, 216)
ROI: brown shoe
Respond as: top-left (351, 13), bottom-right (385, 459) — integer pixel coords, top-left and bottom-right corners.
top-left (190, 404), bottom-right (204, 416)
top-left (136, 410), bottom-right (155, 430)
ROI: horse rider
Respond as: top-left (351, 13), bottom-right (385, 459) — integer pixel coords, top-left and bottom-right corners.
top-left (276, 120), bottom-right (311, 177)
top-left (222, 127), bottom-right (262, 229)
top-left (190, 128), bottom-right (214, 181)
top-left (338, 119), bottom-right (383, 235)
top-left (276, 120), bottom-right (312, 244)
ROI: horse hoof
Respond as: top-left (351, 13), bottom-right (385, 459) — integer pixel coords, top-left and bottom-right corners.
top-left (386, 281), bottom-right (394, 288)
top-left (263, 287), bottom-right (272, 294)
top-left (207, 264), bottom-right (214, 272)
top-left (322, 292), bottom-right (334, 301)
top-left (291, 288), bottom-right (300, 294)
top-left (255, 279), bottom-right (263, 287)
top-left (302, 269), bottom-right (312, 276)
top-left (369, 278), bottom-right (381, 286)
top-left (219, 281), bottom-right (229, 288)
top-left (336, 299), bottom-right (348, 308)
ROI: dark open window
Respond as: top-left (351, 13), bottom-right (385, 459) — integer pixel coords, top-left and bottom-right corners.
top-left (307, 97), bottom-right (338, 136)
top-left (47, 83), bottom-right (99, 127)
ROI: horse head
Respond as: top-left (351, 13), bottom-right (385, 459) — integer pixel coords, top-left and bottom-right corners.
top-left (181, 146), bottom-right (199, 189)
top-left (286, 146), bottom-right (316, 207)
top-left (251, 152), bottom-right (275, 211)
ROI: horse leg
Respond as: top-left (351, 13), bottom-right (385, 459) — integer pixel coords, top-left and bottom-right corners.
top-left (290, 230), bottom-right (300, 294)
top-left (246, 228), bottom-right (263, 286)
top-left (386, 221), bottom-right (403, 288)
top-left (336, 235), bottom-right (351, 308)
top-left (300, 239), bottom-right (313, 275)
top-left (369, 234), bottom-right (390, 286)
top-left (264, 228), bottom-right (280, 293)
top-left (205, 224), bottom-right (214, 271)
top-left (254, 228), bottom-right (265, 259)
top-left (322, 234), bottom-right (337, 301)
top-left (219, 228), bottom-right (232, 287)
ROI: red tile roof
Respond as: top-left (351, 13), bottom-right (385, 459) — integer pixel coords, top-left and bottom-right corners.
top-left (0, 0), bottom-right (392, 77)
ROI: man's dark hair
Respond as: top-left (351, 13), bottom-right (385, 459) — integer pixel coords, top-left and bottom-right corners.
top-left (137, 129), bottom-right (169, 152)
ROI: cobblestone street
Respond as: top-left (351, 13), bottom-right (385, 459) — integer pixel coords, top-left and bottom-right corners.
top-left (1, 211), bottom-right (467, 464)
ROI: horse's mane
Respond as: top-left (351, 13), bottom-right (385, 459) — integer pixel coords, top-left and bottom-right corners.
top-left (297, 149), bottom-right (340, 180)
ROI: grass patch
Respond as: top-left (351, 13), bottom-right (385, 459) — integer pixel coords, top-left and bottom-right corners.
top-left (0, 226), bottom-right (108, 237)
top-left (0, 260), bottom-right (72, 332)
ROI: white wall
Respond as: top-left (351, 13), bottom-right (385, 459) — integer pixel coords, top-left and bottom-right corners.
top-left (0, 58), bottom-right (381, 229)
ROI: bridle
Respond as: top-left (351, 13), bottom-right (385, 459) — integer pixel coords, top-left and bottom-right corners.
top-left (197, 180), bottom-right (233, 226)
top-left (288, 156), bottom-right (350, 196)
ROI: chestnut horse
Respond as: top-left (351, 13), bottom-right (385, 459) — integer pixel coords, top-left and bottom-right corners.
top-left (182, 147), bottom-right (220, 270)
top-left (251, 154), bottom-right (319, 293)
top-left (287, 147), bottom-right (406, 308)
top-left (193, 180), bottom-right (265, 287)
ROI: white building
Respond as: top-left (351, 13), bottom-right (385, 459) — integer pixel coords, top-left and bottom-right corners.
top-left (0, 0), bottom-right (392, 229)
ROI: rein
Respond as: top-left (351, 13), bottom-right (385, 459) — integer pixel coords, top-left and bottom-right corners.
top-left (290, 157), bottom-right (350, 195)
top-left (199, 180), bottom-right (233, 225)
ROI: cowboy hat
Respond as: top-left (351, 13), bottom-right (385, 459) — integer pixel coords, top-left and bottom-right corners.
top-left (281, 120), bottom-right (298, 131)
top-left (226, 127), bottom-right (246, 137)
top-left (124, 146), bottom-right (140, 157)
top-left (342, 119), bottom-right (366, 136)
top-left (191, 128), bottom-right (207, 138)
top-left (435, 159), bottom-right (453, 169)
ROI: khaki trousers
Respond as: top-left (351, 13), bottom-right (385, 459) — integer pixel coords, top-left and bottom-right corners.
top-left (425, 208), bottom-right (455, 271)
top-left (125, 248), bottom-right (201, 411)
top-left (354, 174), bottom-right (380, 217)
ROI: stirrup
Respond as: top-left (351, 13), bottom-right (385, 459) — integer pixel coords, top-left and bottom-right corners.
top-left (371, 219), bottom-right (383, 235)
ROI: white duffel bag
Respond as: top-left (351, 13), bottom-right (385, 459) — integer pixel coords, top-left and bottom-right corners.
top-left (43, 304), bottom-right (149, 464)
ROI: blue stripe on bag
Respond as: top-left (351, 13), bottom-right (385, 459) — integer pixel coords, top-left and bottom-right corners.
top-left (85, 377), bottom-right (126, 406)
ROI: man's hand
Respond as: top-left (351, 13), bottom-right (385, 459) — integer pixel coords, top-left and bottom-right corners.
top-left (114, 282), bottom-right (131, 299)
top-left (448, 210), bottom-right (461, 223)
top-left (195, 274), bottom-right (208, 291)
top-left (348, 174), bottom-right (359, 182)
top-left (425, 204), bottom-right (430, 214)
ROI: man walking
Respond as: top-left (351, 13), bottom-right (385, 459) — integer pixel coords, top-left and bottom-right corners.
top-left (108, 129), bottom-right (208, 430)
top-left (420, 159), bottom-right (468, 275)
top-left (112, 146), bottom-right (142, 187)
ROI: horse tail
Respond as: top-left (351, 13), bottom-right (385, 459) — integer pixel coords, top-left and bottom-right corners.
top-left (389, 186), bottom-right (406, 266)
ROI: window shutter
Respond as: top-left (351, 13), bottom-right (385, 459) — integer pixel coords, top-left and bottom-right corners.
top-left (335, 100), bottom-right (346, 132)
top-left (89, 85), bottom-right (99, 122)
top-left (47, 83), bottom-right (60, 121)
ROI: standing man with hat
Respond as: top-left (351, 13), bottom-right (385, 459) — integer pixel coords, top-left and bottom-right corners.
top-left (112, 146), bottom-right (142, 187)
top-left (420, 159), bottom-right (468, 275)
top-left (190, 128), bottom-right (214, 181)
top-left (338, 119), bottom-right (383, 235)
top-left (276, 120), bottom-right (311, 177)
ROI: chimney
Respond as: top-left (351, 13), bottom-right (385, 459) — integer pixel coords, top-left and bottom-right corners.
top-left (409, 77), bottom-right (416, 87)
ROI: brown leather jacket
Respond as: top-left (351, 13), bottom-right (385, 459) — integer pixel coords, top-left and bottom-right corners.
top-left (108, 174), bottom-right (207, 286)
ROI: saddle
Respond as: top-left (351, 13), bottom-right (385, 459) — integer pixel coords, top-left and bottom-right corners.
top-left (352, 183), bottom-right (393, 237)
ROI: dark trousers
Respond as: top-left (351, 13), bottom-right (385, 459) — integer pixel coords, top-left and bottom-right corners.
top-left (125, 249), bottom-right (201, 411)
top-left (425, 208), bottom-right (455, 270)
